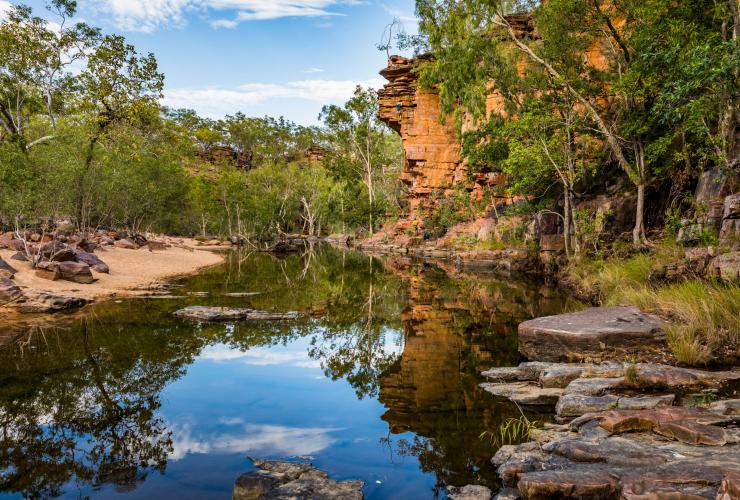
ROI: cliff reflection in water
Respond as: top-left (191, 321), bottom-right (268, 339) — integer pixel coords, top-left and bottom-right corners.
top-left (375, 256), bottom-right (567, 491)
top-left (0, 246), bottom-right (571, 498)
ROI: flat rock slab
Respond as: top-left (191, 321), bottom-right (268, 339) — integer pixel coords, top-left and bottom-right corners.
top-left (12, 291), bottom-right (88, 313)
top-left (233, 459), bottom-right (363, 500)
top-left (174, 306), bottom-right (301, 321)
top-left (518, 306), bottom-right (664, 362)
top-left (480, 382), bottom-right (564, 406)
top-left (556, 393), bottom-right (675, 418)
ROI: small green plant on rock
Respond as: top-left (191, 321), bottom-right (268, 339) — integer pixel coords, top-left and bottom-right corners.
top-left (623, 358), bottom-right (639, 385)
top-left (479, 415), bottom-right (539, 447)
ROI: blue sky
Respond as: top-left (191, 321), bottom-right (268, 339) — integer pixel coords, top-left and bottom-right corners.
top-left (5, 0), bottom-right (418, 124)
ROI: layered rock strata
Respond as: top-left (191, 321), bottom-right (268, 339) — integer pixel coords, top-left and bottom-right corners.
top-left (377, 56), bottom-right (506, 217)
top-left (493, 406), bottom-right (740, 499)
top-left (481, 361), bottom-right (740, 420)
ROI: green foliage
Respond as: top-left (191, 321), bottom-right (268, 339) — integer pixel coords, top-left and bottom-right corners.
top-left (461, 116), bottom-right (510, 175)
top-left (0, 3), bottom-right (402, 237)
top-left (573, 208), bottom-right (612, 255)
top-left (479, 415), bottom-right (539, 447)
top-left (694, 227), bottom-right (720, 247)
top-left (423, 186), bottom-right (476, 237)
top-left (568, 239), bottom-right (739, 365)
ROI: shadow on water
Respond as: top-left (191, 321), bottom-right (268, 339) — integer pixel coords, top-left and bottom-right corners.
top-left (0, 245), bottom-right (573, 499)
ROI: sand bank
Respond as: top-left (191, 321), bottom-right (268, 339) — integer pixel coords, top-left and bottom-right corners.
top-left (1, 238), bottom-right (225, 302)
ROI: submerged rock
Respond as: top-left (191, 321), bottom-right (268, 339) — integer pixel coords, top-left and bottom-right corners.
top-left (174, 306), bottom-right (301, 321)
top-left (447, 484), bottom-right (492, 500)
top-left (13, 291), bottom-right (88, 313)
top-left (232, 459), bottom-right (363, 500)
top-left (518, 306), bottom-right (664, 362)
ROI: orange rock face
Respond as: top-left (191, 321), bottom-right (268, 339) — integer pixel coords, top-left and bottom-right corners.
top-left (378, 56), bottom-right (465, 206)
top-left (377, 56), bottom-right (513, 237)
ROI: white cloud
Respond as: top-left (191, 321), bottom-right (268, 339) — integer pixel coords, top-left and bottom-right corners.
top-left (162, 77), bottom-right (384, 119)
top-left (200, 344), bottom-right (322, 368)
top-left (0, 1), bottom-right (12, 21)
top-left (169, 421), bottom-right (341, 460)
top-left (93, 0), bottom-right (356, 32)
top-left (303, 67), bottom-right (325, 74)
top-left (382, 4), bottom-right (416, 24)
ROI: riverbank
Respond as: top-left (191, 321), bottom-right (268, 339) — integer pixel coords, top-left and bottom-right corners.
top-left (0, 238), bottom-right (224, 304)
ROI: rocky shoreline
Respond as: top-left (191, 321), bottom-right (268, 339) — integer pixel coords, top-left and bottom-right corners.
top-left (456, 305), bottom-right (740, 500)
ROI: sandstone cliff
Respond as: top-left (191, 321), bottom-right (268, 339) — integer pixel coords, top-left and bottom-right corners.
top-left (378, 56), bottom-right (506, 219)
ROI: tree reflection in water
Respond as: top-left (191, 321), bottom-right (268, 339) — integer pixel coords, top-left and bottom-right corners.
top-left (0, 313), bottom-right (201, 498)
top-left (0, 246), bottom-right (572, 498)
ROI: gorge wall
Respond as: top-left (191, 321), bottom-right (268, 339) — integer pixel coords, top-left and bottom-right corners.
top-left (377, 56), bottom-right (506, 220)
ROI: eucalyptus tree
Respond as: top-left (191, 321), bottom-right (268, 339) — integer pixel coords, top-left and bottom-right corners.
top-left (320, 86), bottom-right (396, 235)
top-left (74, 35), bottom-right (164, 229)
top-left (0, 0), bottom-right (99, 148)
top-left (414, 0), bottom-right (738, 245)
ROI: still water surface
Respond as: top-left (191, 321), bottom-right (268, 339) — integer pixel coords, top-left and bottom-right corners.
top-left (0, 247), bottom-right (571, 499)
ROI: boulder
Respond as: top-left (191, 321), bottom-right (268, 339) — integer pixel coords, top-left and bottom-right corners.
top-left (0, 231), bottom-right (13, 249)
top-left (233, 460), bottom-right (363, 500)
top-left (7, 239), bottom-right (25, 252)
top-left (39, 241), bottom-right (76, 262)
top-left (0, 277), bottom-right (23, 305)
top-left (706, 251), bottom-right (740, 281)
top-left (73, 250), bottom-right (109, 273)
top-left (76, 239), bottom-right (99, 253)
top-left (10, 252), bottom-right (28, 262)
top-left (114, 238), bottom-right (138, 249)
top-left (146, 241), bottom-right (168, 252)
top-left (518, 307), bottom-right (665, 362)
top-left (719, 193), bottom-right (740, 247)
top-left (0, 258), bottom-right (18, 279)
top-left (36, 261), bottom-right (95, 284)
top-left (174, 306), bottom-right (301, 322)
top-left (539, 234), bottom-right (564, 252)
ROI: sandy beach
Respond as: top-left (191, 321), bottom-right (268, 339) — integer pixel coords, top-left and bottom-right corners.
top-left (1, 239), bottom-right (225, 302)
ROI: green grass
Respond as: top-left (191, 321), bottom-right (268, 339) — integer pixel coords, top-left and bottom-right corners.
top-left (567, 240), bottom-right (739, 365)
top-left (479, 415), bottom-right (539, 447)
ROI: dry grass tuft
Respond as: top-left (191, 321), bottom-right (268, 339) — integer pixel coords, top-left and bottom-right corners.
top-left (568, 240), bottom-right (738, 365)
